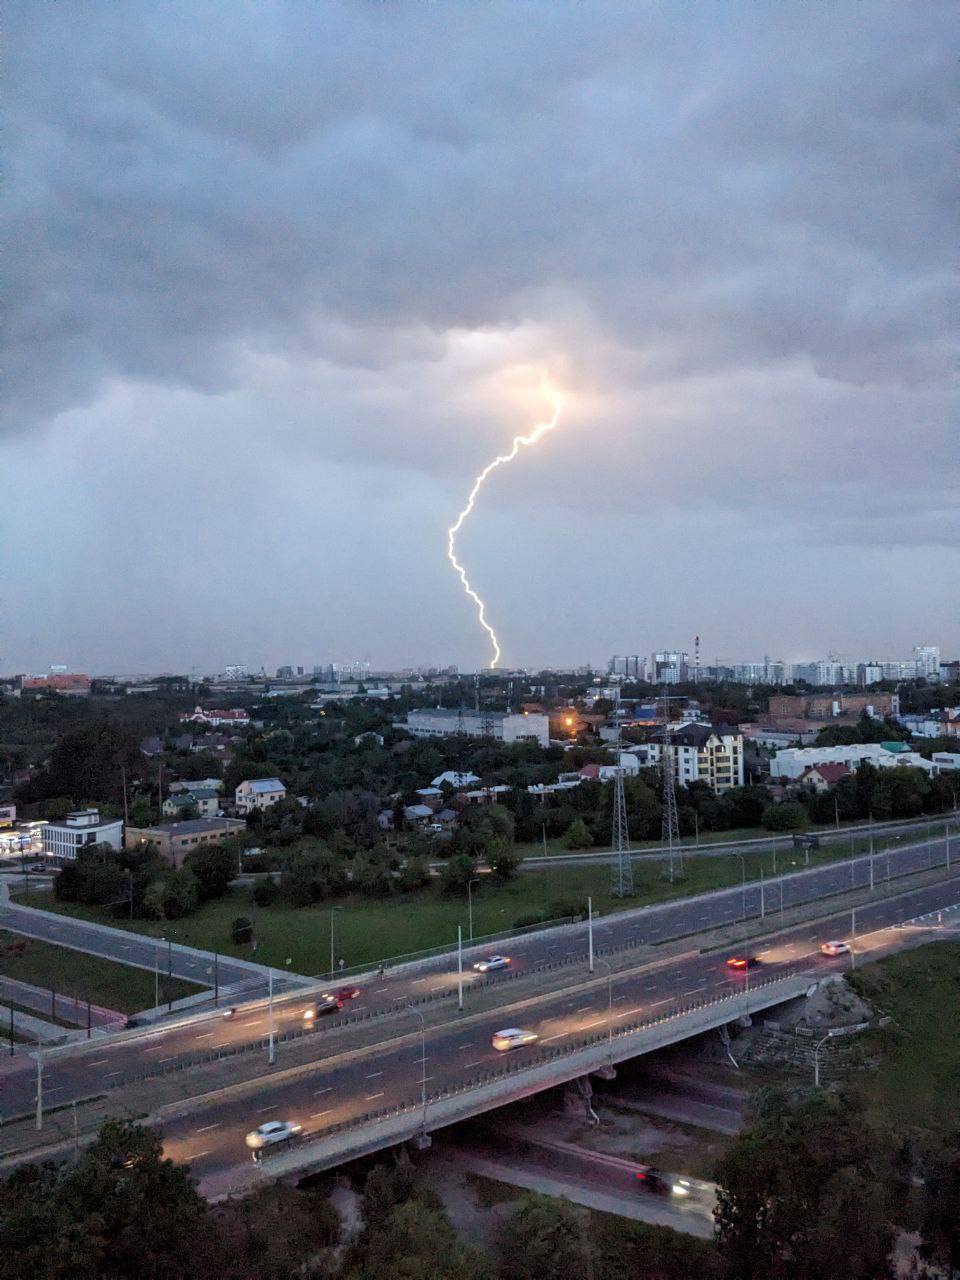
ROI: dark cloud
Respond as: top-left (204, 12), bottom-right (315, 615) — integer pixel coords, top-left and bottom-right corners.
top-left (2, 1), bottom-right (957, 669)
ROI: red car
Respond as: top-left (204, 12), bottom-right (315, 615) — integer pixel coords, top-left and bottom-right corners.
top-left (725, 955), bottom-right (761, 970)
top-left (334, 985), bottom-right (361, 1001)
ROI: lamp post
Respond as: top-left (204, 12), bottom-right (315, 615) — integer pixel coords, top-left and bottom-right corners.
top-left (408, 1005), bottom-right (428, 1138)
top-left (587, 896), bottom-right (594, 973)
top-left (595, 957), bottom-right (614, 1064)
top-left (814, 1031), bottom-right (834, 1088)
top-left (457, 924), bottom-right (464, 1012)
top-left (329, 906), bottom-right (343, 977)
top-left (733, 853), bottom-right (747, 922)
top-left (467, 879), bottom-right (479, 942)
top-left (267, 967), bottom-right (275, 1065)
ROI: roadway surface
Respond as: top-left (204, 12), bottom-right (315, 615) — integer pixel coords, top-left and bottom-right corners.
top-left (0, 834), bottom-right (954, 1121)
top-left (0, 877), bottom-right (309, 1000)
top-left (146, 872), bottom-right (959, 1192)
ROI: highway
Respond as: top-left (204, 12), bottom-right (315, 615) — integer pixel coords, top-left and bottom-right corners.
top-left (146, 872), bottom-right (960, 1192)
top-left (0, 833), bottom-right (955, 1124)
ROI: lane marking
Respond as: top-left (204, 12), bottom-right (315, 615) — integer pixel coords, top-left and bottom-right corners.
top-left (464, 1060), bottom-right (485, 1068)
top-left (366, 1071), bottom-right (383, 1079)
top-left (184, 1150), bottom-right (211, 1161)
top-left (313, 1087), bottom-right (332, 1096)
top-left (257, 1104), bottom-right (278, 1113)
top-left (196, 1123), bottom-right (220, 1133)
top-left (365, 1091), bottom-right (385, 1101)
top-left (311, 1109), bottom-right (331, 1119)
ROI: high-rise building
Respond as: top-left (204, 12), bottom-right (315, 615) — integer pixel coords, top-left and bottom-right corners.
top-left (607, 655), bottom-right (645, 679)
top-left (914, 645), bottom-right (941, 680)
top-left (652, 651), bottom-right (688, 684)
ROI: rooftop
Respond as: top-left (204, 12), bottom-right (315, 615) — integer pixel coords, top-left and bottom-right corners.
top-left (133, 817), bottom-right (245, 837)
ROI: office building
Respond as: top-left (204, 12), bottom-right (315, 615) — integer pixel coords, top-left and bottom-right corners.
top-left (125, 817), bottom-right (247, 869)
top-left (43, 809), bottom-right (123, 860)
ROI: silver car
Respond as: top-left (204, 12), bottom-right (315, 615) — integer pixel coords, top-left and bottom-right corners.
top-left (244, 1119), bottom-right (302, 1149)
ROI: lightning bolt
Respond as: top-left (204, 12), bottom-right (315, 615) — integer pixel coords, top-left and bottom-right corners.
top-left (447, 379), bottom-right (565, 669)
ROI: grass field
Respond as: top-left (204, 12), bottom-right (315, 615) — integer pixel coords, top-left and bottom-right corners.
top-left (0, 929), bottom-right (201, 1015)
top-left (10, 828), bottom-right (893, 977)
top-left (847, 941), bottom-right (960, 1137)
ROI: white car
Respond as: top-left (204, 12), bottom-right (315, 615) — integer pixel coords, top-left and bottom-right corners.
top-left (474, 955), bottom-right (511, 973)
top-left (244, 1119), bottom-right (302, 1150)
top-left (492, 1027), bottom-right (538, 1052)
top-left (820, 940), bottom-right (850, 957)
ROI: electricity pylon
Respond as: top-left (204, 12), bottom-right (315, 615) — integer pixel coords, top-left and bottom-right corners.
top-left (659, 695), bottom-right (684, 882)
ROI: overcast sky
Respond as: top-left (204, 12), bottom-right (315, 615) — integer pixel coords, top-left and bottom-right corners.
top-left (3, 1), bottom-right (956, 676)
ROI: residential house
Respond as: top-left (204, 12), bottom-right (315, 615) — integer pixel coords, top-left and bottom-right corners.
top-left (162, 787), bottom-right (221, 819)
top-left (403, 804), bottom-right (434, 827)
top-left (414, 787), bottom-right (443, 811)
top-left (796, 763), bottom-right (852, 793)
top-left (235, 778), bottom-right (286, 814)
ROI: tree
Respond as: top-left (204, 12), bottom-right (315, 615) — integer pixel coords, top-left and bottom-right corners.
top-left (439, 853), bottom-right (477, 897)
top-left (488, 837), bottom-right (521, 882)
top-left (496, 1194), bottom-right (596, 1280)
top-left (714, 1089), bottom-right (896, 1280)
top-left (352, 847), bottom-right (395, 897)
top-left (279, 842), bottom-right (348, 905)
top-left (183, 843), bottom-right (235, 902)
top-left (919, 1131), bottom-right (960, 1277)
top-left (761, 800), bottom-right (809, 831)
top-left (562, 817), bottom-right (591, 849)
top-left (397, 854), bottom-right (431, 892)
top-left (342, 1156), bottom-right (490, 1280)
top-left (0, 1119), bottom-right (215, 1280)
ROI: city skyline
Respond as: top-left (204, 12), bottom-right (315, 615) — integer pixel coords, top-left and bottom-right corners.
top-left (3, 2), bottom-right (957, 672)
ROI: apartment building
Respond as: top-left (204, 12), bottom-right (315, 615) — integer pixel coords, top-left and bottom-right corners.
top-left (627, 725), bottom-right (744, 794)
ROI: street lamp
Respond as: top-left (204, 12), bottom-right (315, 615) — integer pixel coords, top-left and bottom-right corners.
top-left (595, 957), bottom-right (614, 1065)
top-left (813, 1031), bottom-right (835, 1088)
top-left (407, 1005), bottom-right (428, 1139)
top-left (467, 879), bottom-right (479, 941)
top-left (733, 853), bottom-right (748, 922)
top-left (329, 905), bottom-right (343, 977)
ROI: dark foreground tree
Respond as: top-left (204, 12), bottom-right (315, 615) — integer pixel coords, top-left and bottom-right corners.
top-left (714, 1089), bottom-right (896, 1280)
top-left (0, 1121), bottom-right (213, 1280)
top-left (496, 1194), bottom-right (596, 1280)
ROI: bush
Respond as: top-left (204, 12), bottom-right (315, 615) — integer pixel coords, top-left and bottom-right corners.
top-left (231, 915), bottom-right (254, 945)
top-left (562, 818), bottom-right (591, 850)
top-left (252, 877), bottom-right (279, 907)
top-left (513, 913), bottom-right (544, 929)
top-left (762, 800), bottom-right (809, 831)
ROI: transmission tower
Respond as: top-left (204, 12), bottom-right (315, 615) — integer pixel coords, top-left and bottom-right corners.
top-left (608, 726), bottom-right (635, 897)
top-left (660, 694), bottom-right (683, 882)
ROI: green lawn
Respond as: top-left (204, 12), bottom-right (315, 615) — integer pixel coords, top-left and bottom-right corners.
top-left (0, 930), bottom-right (200, 1015)
top-left (11, 832), bottom-right (879, 977)
top-left (847, 941), bottom-right (960, 1137)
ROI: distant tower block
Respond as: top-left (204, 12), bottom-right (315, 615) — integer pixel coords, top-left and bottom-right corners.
top-left (694, 635), bottom-right (701, 683)
top-left (609, 727), bottom-right (635, 897)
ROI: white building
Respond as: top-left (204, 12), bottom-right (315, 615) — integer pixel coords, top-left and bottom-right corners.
top-left (914, 645), bottom-right (941, 680)
top-left (431, 771), bottom-right (481, 789)
top-left (235, 777), bottom-right (287, 814)
top-left (769, 743), bottom-right (937, 780)
top-left (404, 708), bottom-right (549, 748)
top-left (42, 809), bottom-right (123, 861)
top-left (932, 752), bottom-right (960, 773)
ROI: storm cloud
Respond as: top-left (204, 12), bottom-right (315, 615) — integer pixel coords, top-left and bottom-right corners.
top-left (3, 1), bottom-right (957, 672)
